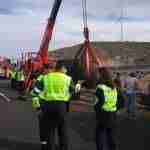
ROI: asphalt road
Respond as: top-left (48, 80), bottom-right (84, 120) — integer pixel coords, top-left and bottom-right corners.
top-left (0, 80), bottom-right (150, 150)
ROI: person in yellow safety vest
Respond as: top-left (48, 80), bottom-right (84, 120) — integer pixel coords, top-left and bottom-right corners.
top-left (94, 67), bottom-right (124, 150)
top-left (15, 69), bottom-right (24, 81)
top-left (31, 61), bottom-right (75, 150)
top-left (32, 64), bottom-right (51, 150)
top-left (31, 64), bottom-right (51, 93)
top-left (10, 68), bottom-right (17, 89)
top-left (15, 69), bottom-right (25, 91)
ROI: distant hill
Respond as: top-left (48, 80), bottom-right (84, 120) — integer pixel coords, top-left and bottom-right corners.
top-left (49, 41), bottom-right (150, 65)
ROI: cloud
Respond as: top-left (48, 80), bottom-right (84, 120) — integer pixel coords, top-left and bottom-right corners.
top-left (0, 8), bottom-right (13, 15)
top-left (0, 0), bottom-right (150, 58)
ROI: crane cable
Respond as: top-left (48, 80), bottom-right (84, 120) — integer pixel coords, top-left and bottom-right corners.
top-left (82, 0), bottom-right (102, 68)
top-left (82, 0), bottom-right (88, 28)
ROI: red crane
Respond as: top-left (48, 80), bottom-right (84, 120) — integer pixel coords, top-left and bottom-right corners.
top-left (24, 0), bottom-right (111, 90)
top-left (24, 0), bottom-right (62, 91)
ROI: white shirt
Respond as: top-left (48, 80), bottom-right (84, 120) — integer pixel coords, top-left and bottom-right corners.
top-left (124, 76), bottom-right (138, 93)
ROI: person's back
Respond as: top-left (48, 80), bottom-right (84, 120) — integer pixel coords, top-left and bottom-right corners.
top-left (31, 61), bottom-right (73, 150)
top-left (124, 73), bottom-right (138, 117)
top-left (124, 74), bottom-right (137, 93)
top-left (10, 68), bottom-right (17, 88)
top-left (94, 67), bottom-right (124, 150)
top-left (39, 72), bottom-right (71, 102)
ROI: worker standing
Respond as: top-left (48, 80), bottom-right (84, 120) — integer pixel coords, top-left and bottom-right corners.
top-left (123, 72), bottom-right (138, 118)
top-left (15, 68), bottom-right (25, 91)
top-left (33, 64), bottom-right (52, 149)
top-left (10, 67), bottom-right (17, 89)
top-left (94, 67), bottom-right (124, 150)
top-left (31, 61), bottom-right (74, 150)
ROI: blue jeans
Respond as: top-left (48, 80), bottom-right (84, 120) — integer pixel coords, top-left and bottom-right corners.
top-left (125, 92), bottom-right (136, 114)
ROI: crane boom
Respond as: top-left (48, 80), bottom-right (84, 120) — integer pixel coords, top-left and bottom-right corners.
top-left (38, 0), bottom-right (62, 65)
top-left (24, 0), bottom-right (63, 91)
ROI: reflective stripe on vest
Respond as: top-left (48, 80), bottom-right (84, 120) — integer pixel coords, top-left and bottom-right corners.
top-left (39, 72), bottom-right (71, 102)
top-left (97, 84), bottom-right (118, 112)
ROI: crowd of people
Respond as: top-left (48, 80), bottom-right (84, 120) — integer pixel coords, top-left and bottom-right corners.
top-left (30, 62), bottom-right (145, 150)
top-left (8, 62), bottom-right (150, 150)
top-left (115, 71), bottom-right (150, 116)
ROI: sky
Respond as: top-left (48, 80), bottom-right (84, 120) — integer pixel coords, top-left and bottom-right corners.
top-left (0, 0), bottom-right (150, 58)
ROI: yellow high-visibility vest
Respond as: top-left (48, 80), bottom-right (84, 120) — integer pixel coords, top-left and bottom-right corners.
top-left (16, 71), bottom-right (25, 81)
top-left (39, 72), bottom-right (71, 102)
top-left (10, 70), bottom-right (16, 79)
top-left (96, 84), bottom-right (118, 112)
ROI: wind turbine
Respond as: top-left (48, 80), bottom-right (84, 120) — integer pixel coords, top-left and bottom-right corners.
top-left (118, 3), bottom-right (124, 42)
top-left (112, 2), bottom-right (126, 66)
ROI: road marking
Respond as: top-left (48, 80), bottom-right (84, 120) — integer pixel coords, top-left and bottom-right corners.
top-left (0, 91), bottom-right (11, 102)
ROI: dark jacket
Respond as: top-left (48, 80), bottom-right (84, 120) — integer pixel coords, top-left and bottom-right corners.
top-left (94, 86), bottom-right (125, 127)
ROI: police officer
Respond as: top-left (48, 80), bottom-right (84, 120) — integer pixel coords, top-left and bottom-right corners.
top-left (10, 67), bottom-right (17, 89)
top-left (31, 65), bottom-right (50, 149)
top-left (15, 68), bottom-right (25, 91)
top-left (94, 67), bottom-right (124, 150)
top-left (31, 61), bottom-right (74, 150)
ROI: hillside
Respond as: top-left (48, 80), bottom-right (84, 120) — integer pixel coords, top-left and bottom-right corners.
top-left (49, 41), bottom-right (150, 66)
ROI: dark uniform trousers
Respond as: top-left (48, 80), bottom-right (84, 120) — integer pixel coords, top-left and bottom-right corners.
top-left (39, 101), bottom-right (68, 150)
top-left (95, 111), bottom-right (118, 150)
